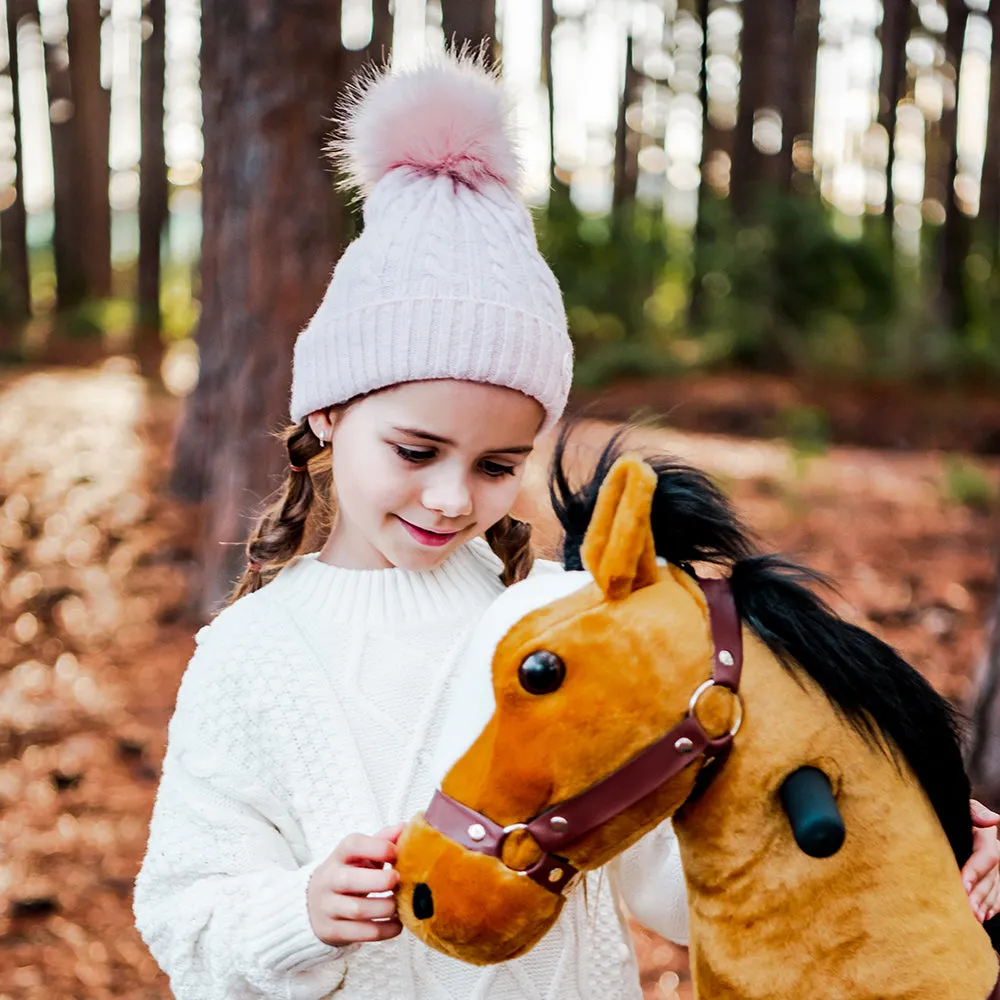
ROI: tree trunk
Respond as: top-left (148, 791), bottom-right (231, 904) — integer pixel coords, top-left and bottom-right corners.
top-left (968, 545), bottom-right (1000, 811)
top-left (136, 0), bottom-right (168, 377)
top-left (731, 0), bottom-right (796, 218)
top-left (732, 0), bottom-right (766, 218)
top-left (689, 0), bottom-right (712, 329)
top-left (773, 0), bottom-right (798, 190)
top-left (66, 0), bottom-right (111, 301)
top-left (612, 35), bottom-right (640, 209)
top-left (937, 0), bottom-right (970, 333)
top-left (44, 32), bottom-right (87, 311)
top-left (878, 0), bottom-right (911, 237)
top-left (980, 0), bottom-right (1000, 254)
top-left (440, 0), bottom-right (496, 63)
top-left (541, 0), bottom-right (557, 189)
top-left (170, 0), bottom-right (348, 615)
top-left (788, 0), bottom-right (820, 191)
top-left (699, 0), bottom-right (735, 196)
top-left (0, 0), bottom-right (32, 333)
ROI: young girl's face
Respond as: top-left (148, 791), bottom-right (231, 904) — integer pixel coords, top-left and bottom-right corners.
top-left (318, 380), bottom-right (544, 572)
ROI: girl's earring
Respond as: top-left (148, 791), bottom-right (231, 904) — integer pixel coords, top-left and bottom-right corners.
top-left (318, 429), bottom-right (326, 447)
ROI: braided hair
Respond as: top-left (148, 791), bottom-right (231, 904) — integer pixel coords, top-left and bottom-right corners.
top-left (485, 514), bottom-right (535, 586)
top-left (228, 417), bottom-right (332, 602)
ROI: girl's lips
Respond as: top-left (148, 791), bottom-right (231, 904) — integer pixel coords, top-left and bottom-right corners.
top-left (397, 517), bottom-right (460, 547)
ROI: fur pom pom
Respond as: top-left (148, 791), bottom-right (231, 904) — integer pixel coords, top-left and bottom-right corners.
top-left (329, 51), bottom-right (521, 196)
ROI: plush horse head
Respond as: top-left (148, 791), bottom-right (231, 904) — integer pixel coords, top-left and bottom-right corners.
top-left (395, 437), bottom-right (999, 999)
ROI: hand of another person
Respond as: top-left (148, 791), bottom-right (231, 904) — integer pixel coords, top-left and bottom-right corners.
top-left (307, 823), bottom-right (406, 947)
top-left (962, 800), bottom-right (1000, 923)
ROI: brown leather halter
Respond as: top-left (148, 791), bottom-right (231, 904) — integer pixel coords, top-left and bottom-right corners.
top-left (424, 575), bottom-right (745, 895)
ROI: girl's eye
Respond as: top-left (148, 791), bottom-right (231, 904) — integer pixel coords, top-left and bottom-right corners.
top-left (394, 445), bottom-right (435, 463)
top-left (481, 460), bottom-right (516, 478)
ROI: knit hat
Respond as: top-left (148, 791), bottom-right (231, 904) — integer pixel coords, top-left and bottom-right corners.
top-left (289, 53), bottom-right (573, 432)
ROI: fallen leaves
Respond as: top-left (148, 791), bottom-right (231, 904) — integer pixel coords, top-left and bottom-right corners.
top-left (0, 363), bottom-right (997, 999)
top-left (0, 364), bottom-right (191, 998)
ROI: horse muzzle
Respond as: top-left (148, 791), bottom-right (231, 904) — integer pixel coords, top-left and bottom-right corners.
top-left (395, 812), bottom-right (568, 965)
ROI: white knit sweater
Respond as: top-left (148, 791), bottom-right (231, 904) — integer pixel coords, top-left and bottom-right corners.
top-left (133, 538), bottom-right (689, 1000)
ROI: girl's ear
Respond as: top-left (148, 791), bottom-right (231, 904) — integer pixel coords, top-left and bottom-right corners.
top-left (581, 454), bottom-right (658, 600)
top-left (307, 407), bottom-right (336, 444)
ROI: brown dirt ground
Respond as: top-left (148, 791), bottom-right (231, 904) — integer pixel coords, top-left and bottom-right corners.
top-left (0, 363), bottom-right (998, 1000)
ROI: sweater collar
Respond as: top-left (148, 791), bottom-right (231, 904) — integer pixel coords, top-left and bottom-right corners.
top-left (267, 536), bottom-right (507, 626)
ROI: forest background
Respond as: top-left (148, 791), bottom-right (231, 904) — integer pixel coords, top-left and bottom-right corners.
top-left (2, 0), bottom-right (1000, 997)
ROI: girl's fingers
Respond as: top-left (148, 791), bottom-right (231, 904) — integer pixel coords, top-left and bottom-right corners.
top-left (977, 872), bottom-right (1000, 920)
top-left (987, 879), bottom-right (1000, 920)
top-left (961, 808), bottom-right (1000, 921)
top-left (332, 832), bottom-right (398, 866)
top-left (374, 822), bottom-right (406, 844)
top-left (323, 917), bottom-right (403, 944)
top-left (962, 826), bottom-right (1000, 892)
top-left (971, 799), bottom-right (1000, 828)
top-left (328, 864), bottom-right (399, 896)
top-left (972, 879), bottom-right (999, 922)
top-left (979, 880), bottom-right (1000, 922)
top-left (968, 871), bottom-right (995, 916)
top-left (331, 894), bottom-right (399, 922)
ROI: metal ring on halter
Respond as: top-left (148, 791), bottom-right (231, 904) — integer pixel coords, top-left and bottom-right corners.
top-left (688, 679), bottom-right (744, 738)
top-left (496, 823), bottom-right (534, 874)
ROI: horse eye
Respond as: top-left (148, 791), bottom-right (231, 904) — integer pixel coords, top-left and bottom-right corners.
top-left (518, 651), bottom-right (566, 695)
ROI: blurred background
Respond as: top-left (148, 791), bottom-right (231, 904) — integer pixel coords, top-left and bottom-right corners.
top-left (1, 0), bottom-right (1000, 996)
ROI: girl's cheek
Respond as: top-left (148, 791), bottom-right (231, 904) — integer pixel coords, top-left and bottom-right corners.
top-left (483, 477), bottom-right (523, 517)
top-left (368, 453), bottom-right (412, 498)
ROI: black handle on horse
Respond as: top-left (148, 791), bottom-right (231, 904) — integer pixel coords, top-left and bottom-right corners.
top-left (779, 767), bottom-right (846, 858)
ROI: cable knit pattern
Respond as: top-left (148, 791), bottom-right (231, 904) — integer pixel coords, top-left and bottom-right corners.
top-left (289, 56), bottom-right (574, 430)
top-left (134, 538), bottom-right (688, 999)
top-left (290, 172), bottom-right (572, 431)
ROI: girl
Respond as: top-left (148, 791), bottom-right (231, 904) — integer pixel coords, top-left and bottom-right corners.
top-left (133, 54), bottom-right (1000, 1000)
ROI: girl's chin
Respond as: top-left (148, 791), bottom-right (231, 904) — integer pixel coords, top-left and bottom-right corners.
top-left (384, 535), bottom-right (463, 571)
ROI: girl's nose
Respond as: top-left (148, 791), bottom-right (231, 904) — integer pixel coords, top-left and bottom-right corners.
top-left (422, 477), bottom-right (473, 519)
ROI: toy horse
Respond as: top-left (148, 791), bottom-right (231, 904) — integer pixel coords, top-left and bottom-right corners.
top-left (395, 436), bottom-right (999, 999)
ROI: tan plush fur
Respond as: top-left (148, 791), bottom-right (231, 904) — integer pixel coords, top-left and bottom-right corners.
top-left (395, 456), bottom-right (998, 996)
top-left (675, 627), bottom-right (996, 999)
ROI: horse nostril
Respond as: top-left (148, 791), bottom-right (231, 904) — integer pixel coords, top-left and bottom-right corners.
top-left (412, 882), bottom-right (434, 920)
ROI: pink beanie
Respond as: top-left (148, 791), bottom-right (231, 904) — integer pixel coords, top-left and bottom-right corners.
top-left (289, 54), bottom-right (573, 432)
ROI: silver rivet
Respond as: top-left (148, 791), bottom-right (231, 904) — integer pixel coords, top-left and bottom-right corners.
top-left (674, 737), bottom-right (694, 753)
top-left (467, 823), bottom-right (486, 842)
top-left (718, 650), bottom-right (735, 667)
top-left (549, 815), bottom-right (569, 832)
top-left (548, 867), bottom-right (564, 883)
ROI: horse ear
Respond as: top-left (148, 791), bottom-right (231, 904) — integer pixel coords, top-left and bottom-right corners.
top-left (581, 454), bottom-right (659, 600)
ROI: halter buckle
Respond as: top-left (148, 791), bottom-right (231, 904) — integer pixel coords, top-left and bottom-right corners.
top-left (688, 678), bottom-right (744, 738)
top-left (498, 823), bottom-right (578, 892)
top-left (496, 822), bottom-right (536, 874)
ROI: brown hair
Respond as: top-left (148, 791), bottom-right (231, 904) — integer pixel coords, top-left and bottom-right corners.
top-left (229, 420), bottom-right (535, 602)
top-left (484, 514), bottom-right (535, 585)
top-left (229, 417), bottom-right (332, 603)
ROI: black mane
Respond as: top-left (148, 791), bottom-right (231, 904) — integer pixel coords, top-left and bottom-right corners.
top-left (549, 428), bottom-right (974, 874)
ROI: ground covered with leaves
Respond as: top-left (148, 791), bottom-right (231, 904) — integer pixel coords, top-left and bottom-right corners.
top-left (0, 363), bottom-right (997, 999)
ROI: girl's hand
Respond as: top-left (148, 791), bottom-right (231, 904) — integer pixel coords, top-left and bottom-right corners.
top-left (962, 800), bottom-right (1000, 923)
top-left (307, 824), bottom-right (406, 947)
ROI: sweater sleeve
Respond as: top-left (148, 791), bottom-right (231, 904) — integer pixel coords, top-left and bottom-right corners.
top-left (607, 818), bottom-right (690, 946)
top-left (133, 615), bottom-right (354, 1000)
